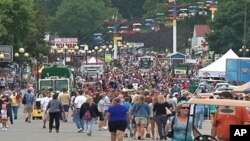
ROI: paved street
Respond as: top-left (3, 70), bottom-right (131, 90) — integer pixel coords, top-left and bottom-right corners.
top-left (0, 106), bottom-right (212, 141)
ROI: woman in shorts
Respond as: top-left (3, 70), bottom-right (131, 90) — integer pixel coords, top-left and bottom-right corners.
top-left (106, 97), bottom-right (129, 141)
top-left (208, 96), bottom-right (217, 125)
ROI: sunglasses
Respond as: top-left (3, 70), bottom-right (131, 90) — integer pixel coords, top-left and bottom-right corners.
top-left (181, 107), bottom-right (190, 110)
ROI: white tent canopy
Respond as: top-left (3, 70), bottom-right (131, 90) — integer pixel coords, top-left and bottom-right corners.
top-left (198, 49), bottom-right (239, 78)
top-left (88, 57), bottom-right (97, 64)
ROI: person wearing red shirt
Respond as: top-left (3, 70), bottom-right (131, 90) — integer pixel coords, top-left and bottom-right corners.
top-left (211, 92), bottom-right (250, 141)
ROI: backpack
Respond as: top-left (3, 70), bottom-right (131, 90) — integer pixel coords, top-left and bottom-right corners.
top-left (84, 110), bottom-right (92, 120)
top-left (22, 94), bottom-right (27, 105)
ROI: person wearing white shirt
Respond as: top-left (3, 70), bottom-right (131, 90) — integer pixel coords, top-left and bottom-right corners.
top-left (40, 92), bottom-right (52, 128)
top-left (97, 95), bottom-right (106, 130)
top-left (132, 80), bottom-right (139, 90)
top-left (74, 90), bottom-right (87, 133)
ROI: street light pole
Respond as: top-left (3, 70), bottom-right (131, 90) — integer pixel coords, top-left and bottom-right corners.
top-left (94, 46), bottom-right (99, 64)
top-left (84, 45), bottom-right (88, 65)
top-left (188, 38), bottom-right (191, 55)
top-left (102, 45), bottom-right (106, 62)
top-left (63, 45), bottom-right (68, 66)
top-left (0, 52), bottom-right (4, 62)
top-left (240, 0), bottom-right (249, 57)
top-left (243, 1), bottom-right (247, 49)
top-left (117, 41), bottom-right (122, 63)
top-left (15, 48), bottom-right (29, 89)
top-left (0, 53), bottom-right (4, 76)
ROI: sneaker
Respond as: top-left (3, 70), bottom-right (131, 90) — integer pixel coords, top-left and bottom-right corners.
top-left (1, 128), bottom-right (5, 131)
top-left (130, 132), bottom-right (134, 138)
top-left (77, 128), bottom-right (83, 133)
top-left (124, 133), bottom-right (128, 138)
top-left (146, 133), bottom-right (151, 138)
top-left (25, 117), bottom-right (28, 122)
top-left (102, 126), bottom-right (108, 130)
top-left (4, 128), bottom-right (7, 131)
top-left (138, 136), bottom-right (141, 140)
top-left (56, 130), bottom-right (59, 133)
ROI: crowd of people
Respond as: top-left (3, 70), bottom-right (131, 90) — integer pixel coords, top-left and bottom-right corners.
top-left (0, 53), bottom-right (250, 141)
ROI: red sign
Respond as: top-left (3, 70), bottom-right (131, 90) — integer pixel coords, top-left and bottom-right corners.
top-left (201, 40), bottom-right (208, 47)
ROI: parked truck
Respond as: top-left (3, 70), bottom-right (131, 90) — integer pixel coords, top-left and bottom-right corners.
top-left (226, 58), bottom-right (250, 83)
top-left (39, 64), bottom-right (73, 92)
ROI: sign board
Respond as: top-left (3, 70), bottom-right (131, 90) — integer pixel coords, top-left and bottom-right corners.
top-left (114, 37), bottom-right (123, 41)
top-left (173, 65), bottom-right (189, 75)
top-left (185, 59), bottom-right (197, 64)
top-left (133, 42), bottom-right (144, 48)
top-left (54, 38), bottom-right (78, 45)
top-left (174, 69), bottom-right (187, 75)
top-left (0, 45), bottom-right (13, 62)
top-left (105, 54), bottom-right (112, 63)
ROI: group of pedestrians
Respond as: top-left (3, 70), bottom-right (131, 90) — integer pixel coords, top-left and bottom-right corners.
top-left (0, 56), bottom-right (250, 141)
top-left (0, 89), bottom-right (22, 130)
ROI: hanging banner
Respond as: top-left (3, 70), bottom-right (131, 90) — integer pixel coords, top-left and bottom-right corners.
top-left (105, 54), bottom-right (112, 63)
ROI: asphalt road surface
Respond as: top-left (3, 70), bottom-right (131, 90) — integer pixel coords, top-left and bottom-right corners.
top-left (0, 107), bottom-right (212, 141)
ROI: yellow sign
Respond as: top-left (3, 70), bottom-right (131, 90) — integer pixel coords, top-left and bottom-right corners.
top-left (105, 54), bottom-right (112, 63)
top-left (114, 37), bottom-right (122, 41)
top-left (173, 20), bottom-right (177, 27)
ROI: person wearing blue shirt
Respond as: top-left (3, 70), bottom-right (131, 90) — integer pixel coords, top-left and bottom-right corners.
top-left (106, 97), bottom-right (129, 141)
top-left (131, 95), bottom-right (150, 140)
top-left (169, 102), bottom-right (199, 141)
top-left (122, 97), bottom-right (132, 138)
top-left (23, 89), bottom-right (35, 123)
top-left (194, 104), bottom-right (205, 129)
top-left (208, 96), bottom-right (217, 125)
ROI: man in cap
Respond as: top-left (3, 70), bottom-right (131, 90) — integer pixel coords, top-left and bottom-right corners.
top-left (211, 91), bottom-right (250, 141)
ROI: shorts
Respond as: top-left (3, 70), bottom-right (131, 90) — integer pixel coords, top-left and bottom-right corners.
top-left (23, 104), bottom-right (33, 113)
top-left (126, 118), bottom-right (131, 130)
top-left (42, 111), bottom-right (50, 120)
top-left (135, 117), bottom-right (148, 126)
top-left (63, 105), bottom-right (70, 112)
top-left (108, 120), bottom-right (127, 132)
top-left (99, 112), bottom-right (105, 121)
top-left (210, 110), bottom-right (217, 115)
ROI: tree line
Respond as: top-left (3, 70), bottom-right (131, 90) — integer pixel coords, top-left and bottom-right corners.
top-left (0, 0), bottom-right (248, 60)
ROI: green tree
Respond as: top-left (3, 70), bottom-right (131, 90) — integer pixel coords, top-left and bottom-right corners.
top-left (49, 0), bottom-right (119, 45)
top-left (207, 0), bottom-right (248, 55)
top-left (143, 0), bottom-right (167, 18)
top-left (37, 0), bottom-right (63, 16)
top-left (0, 0), bottom-right (48, 59)
top-left (111, 0), bottom-right (145, 19)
